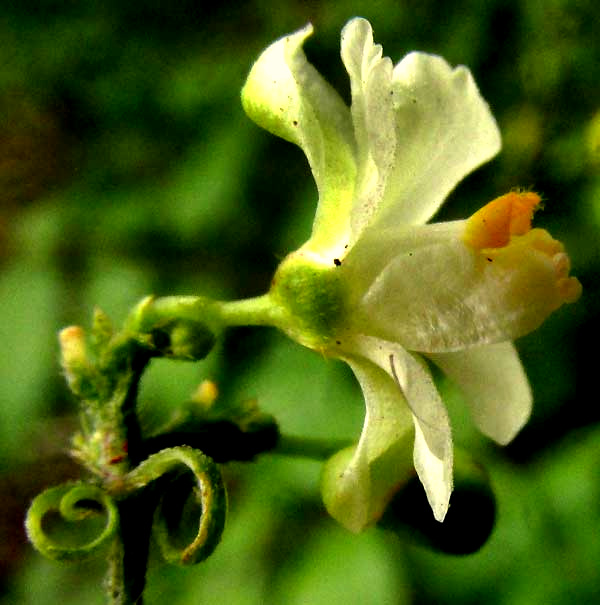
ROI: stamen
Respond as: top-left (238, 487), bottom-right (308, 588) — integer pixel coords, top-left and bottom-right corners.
top-left (463, 191), bottom-right (541, 250)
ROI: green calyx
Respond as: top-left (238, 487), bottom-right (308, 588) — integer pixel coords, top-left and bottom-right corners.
top-left (269, 251), bottom-right (345, 349)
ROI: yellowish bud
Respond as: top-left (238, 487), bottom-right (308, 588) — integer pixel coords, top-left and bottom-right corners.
top-left (59, 326), bottom-right (96, 397)
top-left (59, 326), bottom-right (88, 370)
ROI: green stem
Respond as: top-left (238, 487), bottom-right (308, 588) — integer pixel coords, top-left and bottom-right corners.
top-left (217, 294), bottom-right (285, 328)
top-left (106, 491), bottom-right (157, 604)
top-left (103, 349), bottom-right (153, 604)
top-left (130, 293), bottom-right (285, 335)
top-left (106, 538), bottom-right (126, 604)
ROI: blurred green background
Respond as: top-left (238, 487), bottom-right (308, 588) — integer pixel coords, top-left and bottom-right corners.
top-left (1, 0), bottom-right (598, 603)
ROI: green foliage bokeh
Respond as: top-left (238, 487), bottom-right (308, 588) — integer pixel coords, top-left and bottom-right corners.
top-left (1, 1), bottom-right (598, 603)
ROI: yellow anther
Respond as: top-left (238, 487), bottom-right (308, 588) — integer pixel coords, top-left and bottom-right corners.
top-left (463, 191), bottom-right (541, 250)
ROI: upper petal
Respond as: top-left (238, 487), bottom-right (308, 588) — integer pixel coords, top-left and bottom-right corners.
top-left (340, 18), bottom-right (396, 243)
top-left (241, 24), bottom-right (357, 256)
top-left (429, 341), bottom-right (532, 445)
top-left (373, 50), bottom-right (501, 228)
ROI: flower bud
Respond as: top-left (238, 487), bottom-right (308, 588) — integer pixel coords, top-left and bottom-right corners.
top-left (59, 326), bottom-right (97, 398)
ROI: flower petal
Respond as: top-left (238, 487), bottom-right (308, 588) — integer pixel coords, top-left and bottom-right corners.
top-left (340, 18), bottom-right (500, 241)
top-left (241, 24), bottom-right (357, 255)
top-left (322, 353), bottom-right (414, 532)
top-left (340, 18), bottom-right (396, 243)
top-left (429, 341), bottom-right (532, 445)
top-left (346, 335), bottom-right (453, 523)
top-left (344, 221), bottom-right (578, 352)
top-left (374, 51), bottom-right (501, 228)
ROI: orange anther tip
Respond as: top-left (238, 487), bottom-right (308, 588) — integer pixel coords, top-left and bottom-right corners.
top-left (464, 191), bottom-right (541, 250)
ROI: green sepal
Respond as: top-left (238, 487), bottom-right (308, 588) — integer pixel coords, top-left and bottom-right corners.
top-left (124, 446), bottom-right (227, 565)
top-left (269, 251), bottom-right (344, 349)
top-left (25, 482), bottom-right (119, 561)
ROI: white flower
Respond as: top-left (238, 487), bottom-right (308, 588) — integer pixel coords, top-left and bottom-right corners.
top-left (242, 17), bottom-right (581, 531)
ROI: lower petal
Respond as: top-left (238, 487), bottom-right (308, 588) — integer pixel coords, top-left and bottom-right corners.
top-left (345, 335), bottom-right (454, 523)
top-left (428, 341), bottom-right (532, 445)
top-left (322, 353), bottom-right (414, 532)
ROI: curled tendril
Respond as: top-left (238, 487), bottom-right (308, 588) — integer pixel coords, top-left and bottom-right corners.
top-left (124, 446), bottom-right (227, 565)
top-left (25, 482), bottom-right (118, 561)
